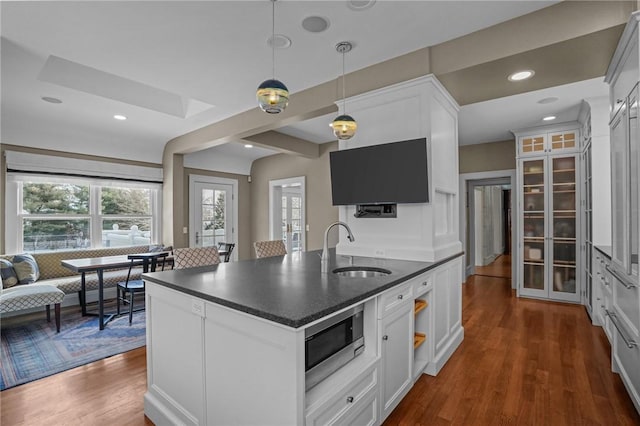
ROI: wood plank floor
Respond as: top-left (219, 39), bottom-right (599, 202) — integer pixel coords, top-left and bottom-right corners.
top-left (474, 254), bottom-right (511, 279)
top-left (2, 267), bottom-right (639, 425)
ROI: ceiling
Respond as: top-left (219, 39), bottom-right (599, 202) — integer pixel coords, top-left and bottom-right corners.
top-left (1, 0), bottom-right (569, 167)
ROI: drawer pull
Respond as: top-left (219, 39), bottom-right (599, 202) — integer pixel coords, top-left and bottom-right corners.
top-left (382, 335), bottom-right (388, 341)
top-left (346, 396), bottom-right (354, 404)
top-left (397, 294), bottom-right (403, 300)
top-left (606, 266), bottom-right (639, 289)
top-left (422, 281), bottom-right (428, 286)
top-left (605, 309), bottom-right (638, 349)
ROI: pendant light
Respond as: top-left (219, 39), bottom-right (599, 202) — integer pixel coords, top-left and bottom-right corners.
top-left (256, 0), bottom-right (289, 114)
top-left (330, 41), bottom-right (357, 140)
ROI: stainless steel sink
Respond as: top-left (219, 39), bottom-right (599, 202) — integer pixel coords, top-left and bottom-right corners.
top-left (332, 266), bottom-right (392, 278)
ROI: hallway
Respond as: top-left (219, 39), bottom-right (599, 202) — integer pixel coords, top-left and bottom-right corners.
top-left (385, 265), bottom-right (640, 425)
top-left (474, 254), bottom-right (511, 279)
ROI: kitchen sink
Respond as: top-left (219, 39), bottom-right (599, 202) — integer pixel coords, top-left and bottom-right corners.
top-left (332, 266), bottom-right (392, 278)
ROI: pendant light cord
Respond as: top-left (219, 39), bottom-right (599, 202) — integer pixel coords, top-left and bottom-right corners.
top-left (342, 50), bottom-right (346, 114)
top-left (272, 0), bottom-right (275, 80)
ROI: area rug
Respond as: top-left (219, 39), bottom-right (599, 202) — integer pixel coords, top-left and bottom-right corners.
top-left (0, 310), bottom-right (145, 390)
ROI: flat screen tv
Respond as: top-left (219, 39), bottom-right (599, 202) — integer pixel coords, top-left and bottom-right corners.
top-left (329, 138), bottom-right (429, 206)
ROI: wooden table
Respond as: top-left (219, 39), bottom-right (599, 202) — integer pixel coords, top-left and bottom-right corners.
top-left (61, 252), bottom-right (170, 330)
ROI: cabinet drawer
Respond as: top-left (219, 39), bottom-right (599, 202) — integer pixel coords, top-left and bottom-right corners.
top-left (378, 282), bottom-right (412, 318)
top-left (330, 386), bottom-right (378, 426)
top-left (410, 272), bottom-right (432, 297)
top-left (610, 268), bottom-right (640, 335)
top-left (612, 315), bottom-right (640, 413)
top-left (305, 363), bottom-right (378, 426)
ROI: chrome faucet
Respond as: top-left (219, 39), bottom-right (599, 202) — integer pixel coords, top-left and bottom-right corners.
top-left (321, 221), bottom-right (355, 271)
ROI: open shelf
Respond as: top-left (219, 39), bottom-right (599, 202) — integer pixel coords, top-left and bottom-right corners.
top-left (414, 299), bottom-right (428, 315)
top-left (414, 333), bottom-right (426, 349)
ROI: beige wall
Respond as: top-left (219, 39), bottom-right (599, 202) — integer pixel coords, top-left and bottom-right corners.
top-left (249, 141), bottom-right (338, 257)
top-left (183, 167), bottom-right (252, 260)
top-left (459, 140), bottom-right (516, 174)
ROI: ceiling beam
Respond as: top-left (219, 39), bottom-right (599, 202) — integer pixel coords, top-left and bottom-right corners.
top-left (242, 131), bottom-right (320, 158)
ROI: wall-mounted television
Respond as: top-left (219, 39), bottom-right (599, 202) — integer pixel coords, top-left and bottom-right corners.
top-left (329, 137), bottom-right (429, 206)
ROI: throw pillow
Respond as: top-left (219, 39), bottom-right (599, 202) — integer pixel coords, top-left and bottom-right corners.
top-left (12, 254), bottom-right (40, 284)
top-left (0, 258), bottom-right (19, 288)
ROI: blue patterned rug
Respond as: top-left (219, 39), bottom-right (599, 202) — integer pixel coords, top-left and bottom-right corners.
top-left (0, 309), bottom-right (145, 390)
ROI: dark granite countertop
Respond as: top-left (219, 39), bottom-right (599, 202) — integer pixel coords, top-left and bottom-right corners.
top-left (143, 249), bottom-right (463, 329)
top-left (595, 245), bottom-right (612, 259)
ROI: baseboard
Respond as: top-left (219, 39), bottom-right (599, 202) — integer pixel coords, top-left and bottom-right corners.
top-left (144, 389), bottom-right (199, 426)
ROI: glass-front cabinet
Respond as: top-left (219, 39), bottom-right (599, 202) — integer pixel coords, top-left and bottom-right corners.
top-left (517, 125), bottom-right (581, 303)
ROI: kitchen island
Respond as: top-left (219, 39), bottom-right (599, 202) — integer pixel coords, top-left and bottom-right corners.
top-left (142, 249), bottom-right (463, 425)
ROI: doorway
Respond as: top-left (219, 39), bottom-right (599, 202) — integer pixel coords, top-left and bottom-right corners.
top-left (459, 170), bottom-right (516, 287)
top-left (189, 175), bottom-right (238, 260)
top-left (269, 176), bottom-right (306, 253)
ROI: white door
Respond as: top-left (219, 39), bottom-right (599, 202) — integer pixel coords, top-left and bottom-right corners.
top-left (269, 176), bottom-right (305, 253)
top-left (281, 190), bottom-right (303, 253)
top-left (192, 181), bottom-right (234, 249)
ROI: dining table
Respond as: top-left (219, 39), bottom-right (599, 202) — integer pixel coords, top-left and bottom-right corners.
top-left (61, 251), bottom-right (170, 330)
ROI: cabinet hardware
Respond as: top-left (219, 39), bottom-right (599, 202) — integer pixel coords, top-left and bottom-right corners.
top-left (346, 396), bottom-right (354, 404)
top-left (605, 309), bottom-right (638, 349)
top-left (382, 335), bottom-right (388, 341)
top-left (617, 99), bottom-right (624, 104)
top-left (606, 265), bottom-right (639, 289)
top-left (422, 281), bottom-right (427, 286)
top-left (397, 294), bottom-right (403, 300)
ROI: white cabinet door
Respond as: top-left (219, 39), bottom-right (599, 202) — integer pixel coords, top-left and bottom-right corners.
top-left (379, 301), bottom-right (413, 422)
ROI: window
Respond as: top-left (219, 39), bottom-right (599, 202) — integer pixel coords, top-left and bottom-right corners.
top-left (7, 175), bottom-right (161, 253)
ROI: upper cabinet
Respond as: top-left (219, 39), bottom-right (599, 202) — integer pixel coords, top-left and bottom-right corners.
top-left (518, 129), bottom-right (579, 157)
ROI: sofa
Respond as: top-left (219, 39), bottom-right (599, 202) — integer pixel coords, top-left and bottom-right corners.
top-left (0, 245), bottom-right (164, 317)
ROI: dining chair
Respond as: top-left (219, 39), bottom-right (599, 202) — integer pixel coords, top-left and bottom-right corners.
top-left (173, 247), bottom-right (221, 269)
top-left (117, 252), bottom-right (168, 324)
top-left (217, 242), bottom-right (236, 262)
top-left (253, 240), bottom-right (287, 258)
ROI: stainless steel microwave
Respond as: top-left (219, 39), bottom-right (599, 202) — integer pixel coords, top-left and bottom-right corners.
top-left (305, 304), bottom-right (365, 390)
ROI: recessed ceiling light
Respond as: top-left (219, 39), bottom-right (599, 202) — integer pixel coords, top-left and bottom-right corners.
top-left (508, 70), bottom-right (535, 82)
top-left (41, 96), bottom-right (62, 104)
top-left (244, 144), bottom-right (254, 149)
top-left (268, 34), bottom-right (291, 49)
top-left (347, 0), bottom-right (376, 11)
top-left (302, 16), bottom-right (330, 33)
top-left (113, 114), bottom-right (127, 120)
top-left (537, 97), bottom-right (559, 104)
top-left (543, 115), bottom-right (556, 121)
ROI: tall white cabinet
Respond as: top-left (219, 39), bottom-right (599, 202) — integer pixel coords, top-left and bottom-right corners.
top-left (605, 11), bottom-right (640, 414)
top-left (514, 124), bottom-right (581, 303)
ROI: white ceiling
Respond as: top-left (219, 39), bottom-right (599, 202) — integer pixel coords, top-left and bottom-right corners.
top-left (1, 0), bottom-right (561, 168)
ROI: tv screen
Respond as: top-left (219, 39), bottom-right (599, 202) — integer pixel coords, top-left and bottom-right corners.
top-left (329, 138), bottom-right (429, 205)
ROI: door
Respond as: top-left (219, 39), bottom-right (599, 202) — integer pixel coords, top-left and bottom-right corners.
top-left (281, 189), bottom-right (303, 253)
top-left (611, 103), bottom-right (630, 274)
top-left (191, 179), bottom-right (235, 251)
top-left (269, 177), bottom-right (305, 253)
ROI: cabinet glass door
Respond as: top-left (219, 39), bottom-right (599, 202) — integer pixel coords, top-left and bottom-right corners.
top-left (522, 159), bottom-right (546, 291)
top-left (550, 155), bottom-right (579, 301)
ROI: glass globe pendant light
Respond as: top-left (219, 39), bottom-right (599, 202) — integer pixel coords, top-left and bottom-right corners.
top-left (330, 41), bottom-right (357, 140)
top-left (257, 0), bottom-right (289, 114)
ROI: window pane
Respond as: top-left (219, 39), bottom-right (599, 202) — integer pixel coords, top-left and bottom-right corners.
top-left (101, 187), bottom-right (151, 215)
top-left (102, 218), bottom-right (151, 247)
top-left (22, 183), bottom-right (89, 214)
top-left (23, 219), bottom-right (90, 252)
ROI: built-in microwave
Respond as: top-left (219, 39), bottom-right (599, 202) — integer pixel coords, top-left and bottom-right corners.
top-left (305, 304), bottom-right (365, 390)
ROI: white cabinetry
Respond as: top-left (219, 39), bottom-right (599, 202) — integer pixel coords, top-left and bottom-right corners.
top-left (515, 125), bottom-right (581, 303)
top-left (378, 283), bottom-right (414, 422)
top-left (605, 11), bottom-right (640, 414)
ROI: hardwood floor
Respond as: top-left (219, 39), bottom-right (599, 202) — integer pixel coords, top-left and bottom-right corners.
top-left (385, 274), bottom-right (640, 425)
top-left (474, 254), bottom-right (512, 279)
top-left (2, 270), bottom-right (638, 425)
